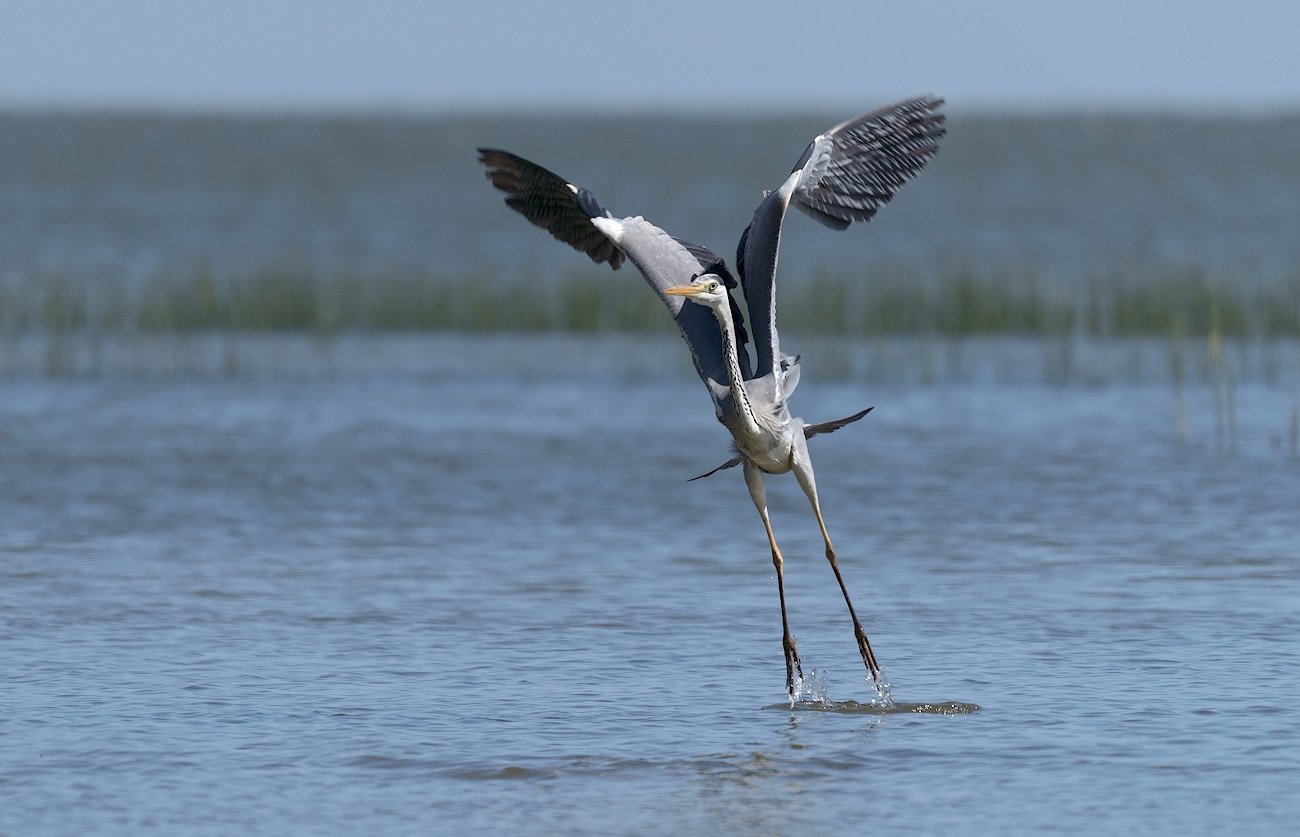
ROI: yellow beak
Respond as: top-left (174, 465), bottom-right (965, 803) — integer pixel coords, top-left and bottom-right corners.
top-left (663, 283), bottom-right (704, 297)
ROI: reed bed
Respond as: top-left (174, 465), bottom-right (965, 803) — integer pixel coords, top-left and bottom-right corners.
top-left (4, 266), bottom-right (1299, 339)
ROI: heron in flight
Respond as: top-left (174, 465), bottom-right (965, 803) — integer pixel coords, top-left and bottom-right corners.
top-left (479, 95), bottom-right (944, 700)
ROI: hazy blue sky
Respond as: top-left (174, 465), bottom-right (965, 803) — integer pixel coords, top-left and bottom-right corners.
top-left (3, 0), bottom-right (1297, 112)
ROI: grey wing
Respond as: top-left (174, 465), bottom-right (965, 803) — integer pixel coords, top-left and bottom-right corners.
top-left (672, 237), bottom-right (752, 379)
top-left (737, 95), bottom-right (946, 378)
top-left (789, 95), bottom-right (946, 230)
top-left (592, 216), bottom-right (733, 401)
top-left (479, 147), bottom-right (734, 402)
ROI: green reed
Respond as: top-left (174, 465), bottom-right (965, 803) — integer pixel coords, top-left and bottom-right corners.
top-left (3, 265), bottom-right (1299, 338)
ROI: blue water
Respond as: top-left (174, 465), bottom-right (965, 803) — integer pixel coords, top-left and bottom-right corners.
top-left (4, 335), bottom-right (1299, 834)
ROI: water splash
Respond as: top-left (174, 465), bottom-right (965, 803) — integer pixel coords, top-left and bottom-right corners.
top-left (788, 669), bottom-right (829, 707)
top-left (775, 666), bottom-right (976, 714)
top-left (867, 668), bottom-right (894, 709)
top-left (786, 668), bottom-right (897, 709)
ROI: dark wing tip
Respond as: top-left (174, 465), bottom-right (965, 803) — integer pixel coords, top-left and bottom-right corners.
top-left (477, 147), bottom-right (624, 270)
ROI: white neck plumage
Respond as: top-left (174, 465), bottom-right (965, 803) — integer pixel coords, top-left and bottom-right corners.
top-left (708, 296), bottom-right (762, 436)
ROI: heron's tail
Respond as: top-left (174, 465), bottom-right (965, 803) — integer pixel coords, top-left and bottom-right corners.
top-left (687, 455), bottom-right (744, 482)
top-left (687, 407), bottom-right (874, 481)
top-left (803, 406), bottom-right (873, 439)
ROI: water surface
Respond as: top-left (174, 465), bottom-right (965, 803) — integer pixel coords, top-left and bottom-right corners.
top-left (4, 109), bottom-right (1300, 834)
top-left (4, 335), bottom-right (1299, 834)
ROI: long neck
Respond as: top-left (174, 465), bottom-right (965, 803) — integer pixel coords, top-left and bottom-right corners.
top-left (711, 298), bottom-right (762, 435)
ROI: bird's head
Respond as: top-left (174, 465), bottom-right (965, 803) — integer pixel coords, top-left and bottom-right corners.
top-left (663, 273), bottom-right (728, 308)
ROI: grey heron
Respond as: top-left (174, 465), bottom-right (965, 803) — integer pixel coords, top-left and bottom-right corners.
top-left (479, 95), bottom-right (944, 700)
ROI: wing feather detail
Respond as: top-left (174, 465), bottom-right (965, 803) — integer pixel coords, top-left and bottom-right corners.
top-left (737, 96), bottom-right (946, 378)
top-left (478, 148), bottom-right (625, 269)
top-left (792, 95), bottom-right (946, 229)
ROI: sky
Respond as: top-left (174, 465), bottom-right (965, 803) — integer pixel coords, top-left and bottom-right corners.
top-left (2, 0), bottom-right (1298, 113)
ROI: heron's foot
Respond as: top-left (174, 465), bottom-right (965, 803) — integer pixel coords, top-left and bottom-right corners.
top-left (854, 624), bottom-right (883, 685)
top-left (783, 634), bottom-right (804, 700)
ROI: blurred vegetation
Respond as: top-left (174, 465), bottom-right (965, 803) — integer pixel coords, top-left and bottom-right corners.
top-left (2, 266), bottom-right (1299, 339)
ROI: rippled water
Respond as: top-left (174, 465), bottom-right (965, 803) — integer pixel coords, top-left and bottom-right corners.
top-left (4, 335), bottom-right (1299, 834)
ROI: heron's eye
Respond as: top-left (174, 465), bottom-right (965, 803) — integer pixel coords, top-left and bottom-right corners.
top-left (707, 280), bottom-right (719, 291)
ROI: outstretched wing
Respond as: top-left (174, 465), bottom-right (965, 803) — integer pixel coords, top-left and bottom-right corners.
top-left (737, 96), bottom-right (946, 379)
top-left (789, 96), bottom-right (946, 230)
top-left (477, 148), bottom-right (624, 269)
top-left (478, 148), bottom-right (745, 401)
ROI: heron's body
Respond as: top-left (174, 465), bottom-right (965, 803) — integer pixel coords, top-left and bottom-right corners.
top-left (721, 377), bottom-right (798, 476)
top-left (480, 96), bottom-right (945, 699)
top-left (592, 213), bottom-right (800, 475)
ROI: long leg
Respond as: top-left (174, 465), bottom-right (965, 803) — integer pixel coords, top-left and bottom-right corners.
top-left (744, 460), bottom-right (803, 699)
top-left (791, 438), bottom-right (883, 686)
